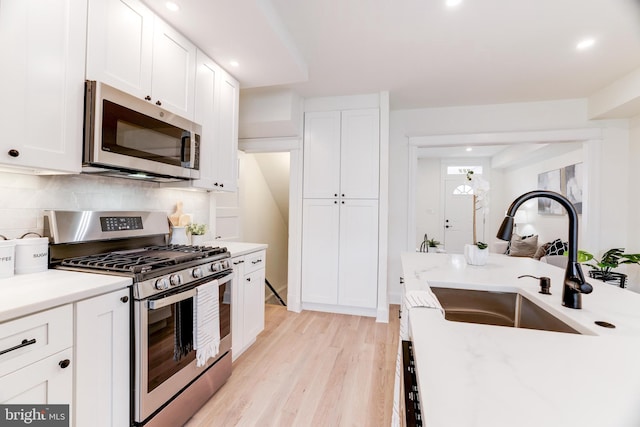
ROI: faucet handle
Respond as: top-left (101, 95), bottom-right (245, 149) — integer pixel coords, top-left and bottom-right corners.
top-left (580, 281), bottom-right (593, 294)
top-left (518, 274), bottom-right (552, 295)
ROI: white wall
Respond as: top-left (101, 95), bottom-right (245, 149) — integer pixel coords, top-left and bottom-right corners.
top-left (0, 172), bottom-right (211, 239)
top-left (238, 152), bottom-right (289, 302)
top-left (389, 98), bottom-right (633, 303)
top-left (414, 158), bottom-right (441, 249)
top-left (239, 87), bottom-right (303, 139)
top-left (625, 114), bottom-right (640, 292)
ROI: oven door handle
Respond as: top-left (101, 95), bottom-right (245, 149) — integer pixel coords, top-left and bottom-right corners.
top-left (146, 273), bottom-right (232, 310)
top-left (148, 288), bottom-right (196, 310)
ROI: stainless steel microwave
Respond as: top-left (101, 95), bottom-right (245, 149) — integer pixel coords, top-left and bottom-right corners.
top-left (83, 80), bottom-right (201, 182)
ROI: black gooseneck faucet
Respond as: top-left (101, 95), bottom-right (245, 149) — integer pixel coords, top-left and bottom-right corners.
top-left (497, 190), bottom-right (593, 309)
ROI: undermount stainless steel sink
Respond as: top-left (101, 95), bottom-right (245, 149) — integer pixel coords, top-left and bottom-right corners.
top-left (431, 287), bottom-right (581, 334)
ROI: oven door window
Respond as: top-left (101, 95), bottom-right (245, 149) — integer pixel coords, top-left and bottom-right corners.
top-left (102, 99), bottom-right (193, 168)
top-left (146, 281), bottom-right (230, 393)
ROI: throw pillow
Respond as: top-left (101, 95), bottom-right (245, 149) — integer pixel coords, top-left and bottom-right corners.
top-left (505, 234), bottom-right (533, 255)
top-left (508, 235), bottom-right (539, 257)
top-left (533, 242), bottom-right (550, 260)
top-left (545, 239), bottom-right (568, 256)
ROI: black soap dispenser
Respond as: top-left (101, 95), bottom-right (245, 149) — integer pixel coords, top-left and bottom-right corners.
top-left (518, 275), bottom-right (551, 295)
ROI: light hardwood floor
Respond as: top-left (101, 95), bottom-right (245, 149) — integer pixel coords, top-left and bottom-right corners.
top-left (186, 304), bottom-right (400, 427)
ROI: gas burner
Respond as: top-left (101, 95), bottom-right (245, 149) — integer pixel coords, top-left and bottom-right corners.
top-left (60, 245), bottom-right (228, 275)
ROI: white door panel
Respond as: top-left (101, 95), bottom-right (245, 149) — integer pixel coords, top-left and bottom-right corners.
top-left (444, 180), bottom-right (474, 253)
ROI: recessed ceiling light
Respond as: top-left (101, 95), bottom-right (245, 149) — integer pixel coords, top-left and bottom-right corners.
top-left (576, 38), bottom-right (595, 50)
top-left (229, 60), bottom-right (239, 67)
top-left (446, 0), bottom-right (463, 7)
top-left (466, 147), bottom-right (472, 152)
top-left (165, 2), bottom-right (179, 12)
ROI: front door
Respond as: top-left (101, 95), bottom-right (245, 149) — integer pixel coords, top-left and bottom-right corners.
top-left (443, 179), bottom-right (474, 253)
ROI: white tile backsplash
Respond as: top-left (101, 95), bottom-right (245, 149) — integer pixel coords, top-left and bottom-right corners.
top-left (0, 172), bottom-right (211, 239)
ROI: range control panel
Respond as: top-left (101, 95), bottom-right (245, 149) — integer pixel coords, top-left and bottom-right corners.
top-left (100, 216), bottom-right (144, 232)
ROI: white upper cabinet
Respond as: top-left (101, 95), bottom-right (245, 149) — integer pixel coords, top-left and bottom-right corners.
top-left (303, 109), bottom-right (379, 199)
top-left (303, 111), bottom-right (341, 199)
top-left (151, 18), bottom-right (196, 119)
top-left (0, 0), bottom-right (86, 174)
top-left (192, 50), bottom-right (219, 190)
top-left (86, 0), bottom-right (153, 98)
top-left (190, 50), bottom-right (239, 192)
top-left (86, 0), bottom-right (196, 120)
top-left (215, 70), bottom-right (239, 192)
top-left (340, 109), bottom-right (380, 199)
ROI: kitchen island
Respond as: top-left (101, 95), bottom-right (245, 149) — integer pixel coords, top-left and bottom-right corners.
top-left (401, 252), bottom-right (640, 427)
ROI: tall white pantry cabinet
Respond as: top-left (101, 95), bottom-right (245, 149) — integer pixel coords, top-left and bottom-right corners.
top-left (301, 109), bottom-right (380, 314)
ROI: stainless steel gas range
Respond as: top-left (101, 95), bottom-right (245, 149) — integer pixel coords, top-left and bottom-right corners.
top-left (44, 210), bottom-right (233, 426)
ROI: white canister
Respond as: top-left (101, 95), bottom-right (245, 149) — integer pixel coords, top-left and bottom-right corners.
top-left (169, 227), bottom-right (189, 245)
top-left (14, 237), bottom-right (49, 274)
top-left (0, 239), bottom-right (16, 279)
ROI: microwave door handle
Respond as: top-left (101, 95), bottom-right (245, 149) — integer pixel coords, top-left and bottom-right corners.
top-left (180, 132), bottom-right (189, 165)
top-left (148, 288), bottom-right (196, 310)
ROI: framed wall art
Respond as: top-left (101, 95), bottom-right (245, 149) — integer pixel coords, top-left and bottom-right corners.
top-left (537, 169), bottom-right (563, 215)
top-left (563, 163), bottom-right (583, 214)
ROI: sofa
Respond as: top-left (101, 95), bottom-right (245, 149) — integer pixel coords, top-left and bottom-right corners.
top-left (492, 235), bottom-right (569, 268)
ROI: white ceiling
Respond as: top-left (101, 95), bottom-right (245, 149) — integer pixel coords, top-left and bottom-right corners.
top-left (143, 0), bottom-right (640, 109)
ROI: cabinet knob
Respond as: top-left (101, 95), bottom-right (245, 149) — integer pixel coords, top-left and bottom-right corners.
top-left (144, 95), bottom-right (151, 101)
top-left (214, 183), bottom-right (219, 186)
top-left (334, 194), bottom-right (338, 197)
top-left (121, 296), bottom-right (129, 303)
top-left (155, 100), bottom-right (162, 106)
top-left (341, 194), bottom-right (345, 197)
top-left (246, 277), bottom-right (251, 282)
top-left (8, 149), bottom-right (19, 158)
top-left (341, 201), bottom-right (345, 204)
top-left (334, 201), bottom-right (337, 204)
top-left (220, 183), bottom-right (224, 187)
top-left (59, 359), bottom-right (71, 369)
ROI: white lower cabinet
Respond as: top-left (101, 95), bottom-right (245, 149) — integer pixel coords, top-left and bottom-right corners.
top-left (301, 198), bottom-right (379, 312)
top-left (0, 289), bottom-right (130, 426)
top-left (0, 305), bottom-right (74, 419)
top-left (231, 250), bottom-right (266, 360)
top-left (74, 288), bottom-right (130, 427)
top-left (0, 348), bottom-right (74, 404)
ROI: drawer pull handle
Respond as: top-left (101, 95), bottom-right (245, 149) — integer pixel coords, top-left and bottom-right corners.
top-left (233, 260), bottom-right (244, 265)
top-left (252, 259), bottom-right (262, 264)
top-left (0, 338), bottom-right (36, 356)
top-left (59, 359), bottom-right (71, 369)
top-left (121, 296), bottom-right (129, 303)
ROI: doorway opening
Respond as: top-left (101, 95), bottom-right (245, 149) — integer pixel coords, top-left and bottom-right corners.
top-left (238, 151), bottom-right (290, 305)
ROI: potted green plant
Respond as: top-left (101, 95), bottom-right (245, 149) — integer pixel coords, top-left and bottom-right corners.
top-left (186, 223), bottom-right (207, 245)
top-left (419, 234), bottom-right (441, 253)
top-left (427, 237), bottom-right (440, 251)
top-left (577, 248), bottom-right (640, 288)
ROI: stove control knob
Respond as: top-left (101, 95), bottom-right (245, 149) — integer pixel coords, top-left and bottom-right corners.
top-left (210, 263), bottom-right (219, 272)
top-left (192, 267), bottom-right (203, 278)
top-left (169, 274), bottom-right (182, 286)
top-left (155, 278), bottom-right (170, 290)
top-left (221, 260), bottom-right (229, 269)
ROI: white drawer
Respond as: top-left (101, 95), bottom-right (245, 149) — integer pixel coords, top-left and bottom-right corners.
top-left (0, 305), bottom-right (73, 377)
top-left (244, 250), bottom-right (266, 275)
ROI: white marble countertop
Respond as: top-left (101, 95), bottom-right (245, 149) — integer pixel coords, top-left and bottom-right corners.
top-left (402, 252), bottom-right (640, 427)
top-left (205, 241), bottom-right (268, 258)
top-left (0, 270), bottom-right (131, 323)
